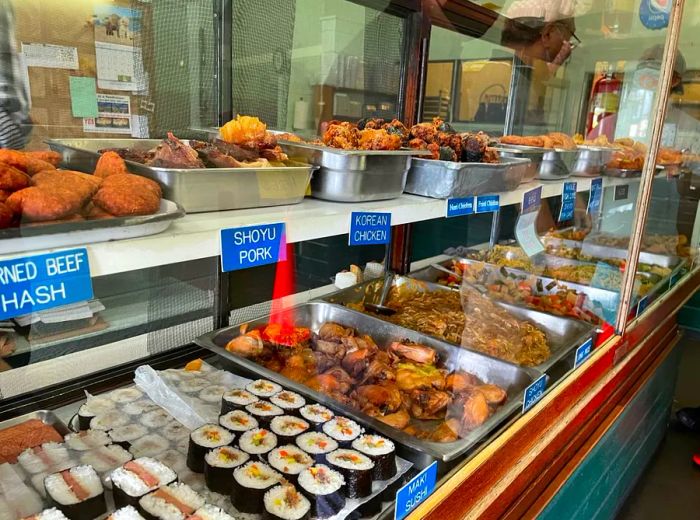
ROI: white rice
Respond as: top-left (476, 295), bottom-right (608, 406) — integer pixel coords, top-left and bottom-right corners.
top-left (299, 404), bottom-right (334, 424)
top-left (246, 379), bottom-right (282, 398)
top-left (352, 434), bottom-right (395, 456)
top-left (18, 443), bottom-right (71, 474)
top-left (90, 411), bottom-right (129, 431)
top-left (30, 508), bottom-right (70, 520)
top-left (109, 425), bottom-right (148, 444)
top-left (81, 444), bottom-right (132, 473)
top-left (162, 422), bottom-right (189, 441)
top-left (81, 396), bottom-right (115, 415)
top-left (140, 409), bottom-right (173, 429)
top-left (322, 417), bottom-right (363, 442)
top-left (64, 430), bottom-right (111, 451)
top-left (222, 388), bottom-right (258, 407)
top-left (219, 410), bottom-right (258, 432)
top-left (31, 472), bottom-right (48, 497)
top-left (326, 449), bottom-right (374, 471)
top-left (245, 401), bottom-right (284, 418)
top-left (187, 504), bottom-right (235, 520)
top-left (123, 400), bottom-right (160, 416)
top-left (138, 483), bottom-right (204, 519)
top-left (239, 428), bottom-right (277, 455)
top-left (295, 432), bottom-right (337, 455)
top-left (297, 464), bottom-right (344, 495)
top-left (233, 462), bottom-right (281, 490)
top-left (204, 446), bottom-right (249, 469)
top-left (270, 391), bottom-right (306, 410)
top-left (264, 485), bottom-right (311, 520)
top-left (179, 379), bottom-right (209, 394)
top-left (111, 458), bottom-right (177, 497)
top-left (44, 465), bottom-right (103, 505)
top-left (198, 385), bottom-right (227, 403)
top-left (267, 445), bottom-right (313, 475)
top-left (108, 505), bottom-right (145, 520)
top-left (190, 425), bottom-right (234, 449)
top-left (270, 416), bottom-right (309, 437)
top-left (107, 388), bottom-right (143, 404)
top-left (128, 434), bottom-right (169, 458)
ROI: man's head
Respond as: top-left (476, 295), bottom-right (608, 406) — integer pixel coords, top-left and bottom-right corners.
top-left (640, 44), bottom-right (686, 93)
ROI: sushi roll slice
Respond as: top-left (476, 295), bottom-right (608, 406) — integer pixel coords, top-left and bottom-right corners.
top-left (238, 428), bottom-right (278, 460)
top-left (246, 379), bottom-right (282, 399)
top-left (231, 462), bottom-right (282, 514)
top-left (19, 443), bottom-right (72, 474)
top-left (81, 444), bottom-right (133, 474)
top-left (245, 401), bottom-right (284, 428)
top-left (198, 385), bottom-right (227, 403)
top-left (219, 410), bottom-right (258, 433)
top-left (109, 425), bottom-right (149, 449)
top-left (186, 504), bottom-right (234, 520)
top-left (90, 411), bottom-right (129, 431)
top-left (178, 379), bottom-right (209, 394)
top-left (295, 432), bottom-right (338, 464)
top-left (108, 388), bottom-right (144, 404)
top-left (20, 508), bottom-right (70, 520)
top-left (141, 409), bottom-right (173, 430)
top-left (220, 388), bottom-right (258, 414)
top-left (63, 430), bottom-right (111, 451)
top-left (111, 458), bottom-right (178, 508)
top-left (270, 391), bottom-right (306, 416)
top-left (44, 465), bottom-right (107, 519)
top-left (299, 404), bottom-right (334, 431)
top-left (123, 401), bottom-right (160, 416)
top-left (107, 505), bottom-right (146, 520)
top-left (77, 397), bottom-right (114, 430)
top-left (264, 484), bottom-right (311, 520)
top-left (203, 446), bottom-right (249, 494)
top-left (322, 417), bottom-right (363, 448)
top-left (270, 416), bottom-right (310, 445)
top-left (138, 483), bottom-right (204, 520)
top-left (352, 434), bottom-right (396, 480)
top-left (186, 424), bottom-right (234, 473)
top-left (297, 465), bottom-right (345, 519)
top-left (129, 435), bottom-right (170, 459)
top-left (325, 449), bottom-right (374, 499)
top-left (267, 445), bottom-right (313, 485)
top-left (162, 422), bottom-right (189, 442)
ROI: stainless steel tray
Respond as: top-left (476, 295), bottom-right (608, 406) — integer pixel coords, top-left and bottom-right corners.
top-left (0, 199), bottom-right (184, 255)
top-left (196, 302), bottom-right (535, 464)
top-left (47, 138), bottom-right (315, 213)
top-left (320, 276), bottom-right (596, 375)
top-left (0, 409), bottom-right (71, 436)
top-left (496, 144), bottom-right (578, 180)
top-left (603, 167), bottom-right (642, 178)
top-left (404, 157), bottom-right (530, 198)
top-left (571, 146), bottom-right (614, 177)
top-left (279, 141), bottom-right (428, 202)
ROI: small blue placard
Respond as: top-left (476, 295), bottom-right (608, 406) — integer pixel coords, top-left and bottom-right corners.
top-left (220, 223), bottom-right (286, 272)
top-left (640, 0), bottom-right (671, 29)
top-left (558, 181), bottom-right (577, 222)
top-left (574, 338), bottom-right (594, 368)
top-left (637, 296), bottom-right (650, 316)
top-left (446, 197), bottom-right (474, 218)
top-left (669, 270), bottom-right (683, 289)
top-left (587, 177), bottom-right (603, 215)
top-left (476, 194), bottom-right (500, 214)
top-left (0, 248), bottom-right (93, 320)
top-left (349, 212), bottom-right (391, 246)
top-left (523, 374), bottom-right (547, 413)
top-left (394, 461), bottom-right (438, 520)
top-left (522, 186), bottom-right (542, 214)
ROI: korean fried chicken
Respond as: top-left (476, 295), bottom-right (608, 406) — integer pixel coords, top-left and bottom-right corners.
top-left (93, 173), bottom-right (161, 216)
top-left (0, 163), bottom-right (30, 191)
top-left (357, 128), bottom-right (401, 151)
top-left (94, 151), bottom-right (130, 178)
top-left (0, 149), bottom-right (56, 175)
top-left (323, 121), bottom-right (359, 149)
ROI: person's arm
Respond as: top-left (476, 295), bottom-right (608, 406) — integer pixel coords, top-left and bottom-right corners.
top-left (0, 0), bottom-right (30, 149)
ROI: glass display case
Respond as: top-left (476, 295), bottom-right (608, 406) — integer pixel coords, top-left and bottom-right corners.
top-left (0, 0), bottom-right (697, 518)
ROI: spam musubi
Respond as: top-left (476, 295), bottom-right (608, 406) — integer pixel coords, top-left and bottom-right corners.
top-left (351, 434), bottom-right (396, 480)
top-left (44, 465), bottom-right (107, 519)
top-left (186, 424), bottom-right (234, 473)
top-left (220, 388), bottom-right (258, 414)
top-left (297, 465), bottom-right (345, 519)
top-left (325, 449), bottom-right (374, 498)
top-left (263, 484), bottom-right (311, 520)
top-left (107, 505), bottom-right (146, 520)
top-left (111, 458), bottom-right (177, 508)
top-left (231, 461), bottom-right (282, 514)
top-left (138, 483), bottom-right (204, 520)
top-left (270, 416), bottom-right (310, 445)
top-left (186, 505), bottom-right (235, 520)
top-left (20, 508), bottom-right (69, 520)
top-left (203, 446), bottom-right (249, 494)
top-left (267, 445), bottom-right (313, 485)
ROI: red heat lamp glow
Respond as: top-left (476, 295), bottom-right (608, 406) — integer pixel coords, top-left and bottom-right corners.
top-left (269, 241), bottom-right (296, 328)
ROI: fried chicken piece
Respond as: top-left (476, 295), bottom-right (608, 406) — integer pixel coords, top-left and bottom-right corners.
top-left (6, 187), bottom-right (77, 221)
top-left (547, 132), bottom-right (577, 150)
top-left (323, 122), bottom-right (359, 149)
top-left (408, 137), bottom-right (428, 150)
top-left (94, 151), bottom-right (130, 178)
top-left (358, 118), bottom-right (385, 130)
top-left (500, 135), bottom-right (545, 148)
top-left (0, 202), bottom-right (14, 228)
top-left (427, 142), bottom-right (440, 160)
top-left (358, 128), bottom-right (401, 151)
top-left (275, 132), bottom-right (303, 143)
top-left (382, 119), bottom-right (410, 144)
top-left (0, 190), bottom-right (9, 203)
top-left (0, 150), bottom-right (55, 176)
top-left (147, 132), bottom-right (204, 169)
top-left (93, 173), bottom-right (161, 216)
top-left (409, 122), bottom-right (438, 143)
top-left (26, 150), bottom-right (61, 167)
top-left (0, 163), bottom-right (30, 191)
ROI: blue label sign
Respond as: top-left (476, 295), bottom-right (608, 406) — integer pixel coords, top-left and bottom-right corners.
top-left (446, 197), bottom-right (474, 218)
top-left (0, 248), bottom-right (93, 320)
top-left (574, 338), bottom-right (594, 368)
top-left (220, 223), bottom-right (286, 272)
top-left (394, 461), bottom-right (438, 520)
top-left (476, 194), bottom-right (500, 214)
top-left (522, 186), bottom-right (542, 214)
top-left (587, 177), bottom-right (603, 214)
top-left (349, 212), bottom-right (391, 246)
top-left (523, 374), bottom-right (547, 413)
top-left (640, 0), bottom-right (671, 29)
top-left (669, 270), bottom-right (683, 289)
top-left (637, 296), bottom-right (650, 316)
top-left (558, 181), bottom-right (577, 222)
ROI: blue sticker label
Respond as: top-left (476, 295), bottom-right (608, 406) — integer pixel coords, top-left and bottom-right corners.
top-left (587, 177), bottom-right (603, 214)
top-left (523, 374), bottom-right (547, 413)
top-left (394, 461), bottom-right (438, 520)
top-left (558, 181), bottom-right (577, 222)
top-left (522, 186), bottom-right (542, 213)
top-left (637, 296), bottom-right (650, 316)
top-left (0, 248), bottom-right (93, 320)
top-left (574, 338), bottom-right (594, 368)
top-left (669, 271), bottom-right (683, 289)
top-left (349, 212), bottom-right (391, 246)
top-left (640, 0), bottom-right (671, 29)
top-left (220, 223), bottom-right (286, 272)
top-left (476, 194), bottom-right (500, 214)
top-left (446, 197), bottom-right (474, 218)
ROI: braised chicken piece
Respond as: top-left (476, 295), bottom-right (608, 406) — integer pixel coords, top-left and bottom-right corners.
top-left (98, 147), bottom-right (154, 164)
top-left (226, 329), bottom-right (265, 358)
top-left (318, 322), bottom-right (353, 341)
top-left (377, 409), bottom-right (411, 430)
top-left (447, 387), bottom-right (491, 434)
top-left (407, 389), bottom-right (451, 420)
top-left (191, 140), bottom-right (249, 168)
top-left (395, 362), bottom-right (446, 391)
top-left (445, 371), bottom-right (480, 393)
top-left (147, 132), bottom-right (204, 169)
top-left (353, 384), bottom-right (403, 415)
top-left (477, 384), bottom-right (507, 406)
top-left (388, 341), bottom-right (437, 365)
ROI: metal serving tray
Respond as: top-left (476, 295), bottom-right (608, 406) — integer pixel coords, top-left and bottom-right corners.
top-left (279, 140), bottom-right (428, 202)
top-left (404, 157), bottom-right (531, 199)
top-left (571, 146), bottom-right (614, 177)
top-left (320, 276), bottom-right (596, 375)
top-left (196, 301), bottom-right (535, 465)
top-left (0, 409), bottom-right (71, 436)
top-left (496, 144), bottom-right (578, 180)
top-left (47, 138), bottom-right (315, 213)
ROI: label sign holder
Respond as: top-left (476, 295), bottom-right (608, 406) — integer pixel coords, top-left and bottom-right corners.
top-left (522, 374), bottom-right (547, 413)
top-left (558, 181), bottom-right (577, 222)
top-left (349, 212), bottom-right (391, 246)
top-left (394, 461), bottom-right (438, 520)
top-left (574, 338), bottom-right (594, 368)
top-left (446, 197), bottom-right (474, 218)
top-left (220, 222), bottom-right (287, 273)
top-left (516, 185), bottom-right (544, 257)
top-left (587, 177), bottom-right (603, 215)
top-left (636, 295), bottom-right (650, 317)
top-left (614, 184), bottom-right (629, 201)
top-left (476, 194), bottom-right (500, 214)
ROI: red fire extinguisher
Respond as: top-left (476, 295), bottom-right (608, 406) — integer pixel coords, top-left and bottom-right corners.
top-left (585, 65), bottom-right (622, 141)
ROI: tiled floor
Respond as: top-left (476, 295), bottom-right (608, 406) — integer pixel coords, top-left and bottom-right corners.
top-left (617, 332), bottom-right (700, 519)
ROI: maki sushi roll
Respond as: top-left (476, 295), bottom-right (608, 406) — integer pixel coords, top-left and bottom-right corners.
top-left (203, 446), bottom-right (249, 494)
top-left (123, 401), bottom-right (160, 416)
top-left (322, 417), bottom-right (363, 448)
top-left (138, 483), bottom-right (204, 520)
top-left (21, 508), bottom-right (70, 520)
top-left (187, 505), bottom-right (234, 520)
top-left (270, 416), bottom-right (310, 445)
top-left (220, 388), bottom-right (258, 414)
top-left (267, 445), bottom-right (313, 485)
top-left (109, 425), bottom-right (149, 449)
top-left (245, 401), bottom-right (284, 428)
top-left (77, 397), bottom-right (115, 430)
top-left (299, 405), bottom-right (334, 431)
top-left (231, 462), bottom-right (281, 514)
top-left (186, 424), bottom-right (234, 473)
top-left (141, 410), bottom-right (173, 429)
top-left (63, 430), bottom-right (110, 451)
top-left (162, 422), bottom-right (189, 443)
top-left (238, 428), bottom-right (277, 460)
top-left (270, 391), bottom-right (306, 416)
top-left (198, 385), bottom-right (227, 404)
top-left (264, 484), bottom-right (311, 520)
top-left (129, 435), bottom-right (170, 459)
top-left (107, 505), bottom-right (146, 520)
top-left (111, 458), bottom-right (177, 508)
top-left (108, 388), bottom-right (144, 404)
top-left (44, 465), bottom-right (107, 519)
top-left (246, 379), bottom-right (282, 399)
top-left (81, 444), bottom-right (133, 474)
top-left (295, 432), bottom-right (337, 464)
top-left (297, 465), bottom-right (345, 519)
top-left (219, 410), bottom-right (258, 433)
top-left (90, 411), bottom-right (129, 431)
top-left (19, 443), bottom-right (72, 474)
top-left (352, 434), bottom-right (396, 480)
top-left (325, 449), bottom-right (374, 499)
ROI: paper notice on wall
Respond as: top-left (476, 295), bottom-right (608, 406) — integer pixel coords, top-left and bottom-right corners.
top-left (95, 42), bottom-right (146, 91)
top-left (83, 93), bottom-right (132, 134)
top-left (21, 43), bottom-right (79, 69)
top-left (131, 114), bottom-right (149, 138)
